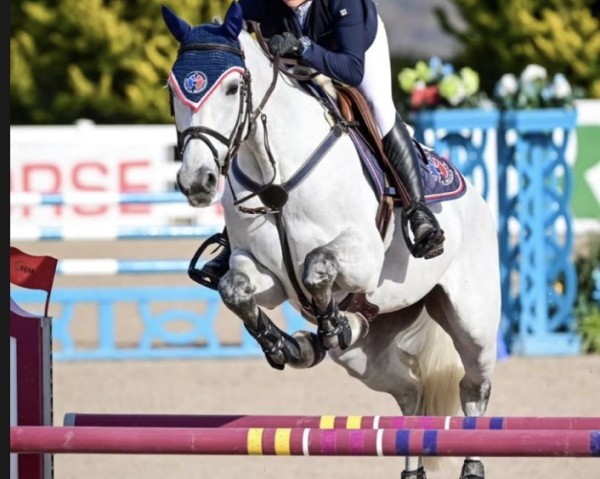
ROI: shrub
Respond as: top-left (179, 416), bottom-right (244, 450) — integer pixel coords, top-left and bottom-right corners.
top-left (574, 239), bottom-right (600, 353)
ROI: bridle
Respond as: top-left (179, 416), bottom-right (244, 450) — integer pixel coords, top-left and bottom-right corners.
top-left (170, 42), bottom-right (253, 177)
top-left (169, 27), bottom-right (323, 215)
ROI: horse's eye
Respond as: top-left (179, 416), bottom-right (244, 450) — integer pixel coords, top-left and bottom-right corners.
top-left (225, 83), bottom-right (239, 96)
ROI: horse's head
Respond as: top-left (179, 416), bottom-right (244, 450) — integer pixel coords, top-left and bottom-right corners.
top-left (163, 2), bottom-right (247, 207)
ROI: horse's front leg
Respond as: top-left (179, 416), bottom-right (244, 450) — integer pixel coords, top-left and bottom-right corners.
top-left (219, 251), bottom-right (325, 370)
top-left (303, 226), bottom-right (384, 350)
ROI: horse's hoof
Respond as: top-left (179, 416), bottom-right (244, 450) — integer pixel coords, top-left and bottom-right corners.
top-left (401, 466), bottom-right (427, 479)
top-left (460, 459), bottom-right (485, 479)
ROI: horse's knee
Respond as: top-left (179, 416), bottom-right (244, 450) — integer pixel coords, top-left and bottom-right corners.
top-left (218, 269), bottom-right (256, 316)
top-left (302, 248), bottom-right (339, 296)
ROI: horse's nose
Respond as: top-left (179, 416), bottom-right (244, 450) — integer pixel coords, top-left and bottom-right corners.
top-left (177, 166), bottom-right (218, 203)
top-left (176, 175), bottom-right (190, 197)
top-left (188, 168), bottom-right (217, 195)
top-left (201, 170), bottom-right (218, 190)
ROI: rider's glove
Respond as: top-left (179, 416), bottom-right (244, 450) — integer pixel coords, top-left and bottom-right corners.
top-left (268, 32), bottom-right (305, 58)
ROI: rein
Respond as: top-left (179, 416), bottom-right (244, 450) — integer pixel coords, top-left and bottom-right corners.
top-left (223, 21), bottom-right (324, 214)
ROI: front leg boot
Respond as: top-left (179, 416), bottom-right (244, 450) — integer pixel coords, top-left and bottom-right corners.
top-left (245, 309), bottom-right (303, 370)
top-left (315, 302), bottom-right (353, 350)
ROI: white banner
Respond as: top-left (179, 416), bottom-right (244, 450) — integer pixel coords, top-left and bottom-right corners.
top-left (10, 120), bottom-right (224, 230)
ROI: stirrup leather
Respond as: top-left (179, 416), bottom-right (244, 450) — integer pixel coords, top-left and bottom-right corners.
top-left (188, 232), bottom-right (229, 290)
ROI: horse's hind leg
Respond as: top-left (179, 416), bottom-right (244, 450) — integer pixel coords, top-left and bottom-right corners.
top-left (302, 227), bottom-right (383, 350)
top-left (424, 282), bottom-right (500, 479)
top-left (425, 282), bottom-right (499, 417)
top-left (329, 307), bottom-right (428, 479)
top-left (219, 252), bottom-right (325, 370)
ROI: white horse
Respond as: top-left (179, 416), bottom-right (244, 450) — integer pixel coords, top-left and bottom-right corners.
top-left (163, 3), bottom-right (501, 478)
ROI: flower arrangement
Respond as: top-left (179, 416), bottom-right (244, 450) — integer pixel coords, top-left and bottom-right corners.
top-left (493, 64), bottom-right (581, 110)
top-left (397, 56), bottom-right (491, 112)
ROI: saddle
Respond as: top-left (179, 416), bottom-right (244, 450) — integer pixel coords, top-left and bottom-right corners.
top-left (333, 84), bottom-right (405, 239)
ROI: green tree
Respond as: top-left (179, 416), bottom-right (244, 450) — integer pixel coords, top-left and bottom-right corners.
top-left (10, 0), bottom-right (229, 124)
top-left (435, 0), bottom-right (600, 98)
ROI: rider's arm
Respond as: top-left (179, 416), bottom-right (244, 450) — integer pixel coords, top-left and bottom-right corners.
top-left (300, 0), bottom-right (367, 87)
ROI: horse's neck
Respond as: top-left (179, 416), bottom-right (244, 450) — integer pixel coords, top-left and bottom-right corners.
top-left (238, 33), bottom-right (334, 182)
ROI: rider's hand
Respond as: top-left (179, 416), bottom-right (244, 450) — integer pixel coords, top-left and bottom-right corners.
top-left (268, 32), bottom-right (303, 58)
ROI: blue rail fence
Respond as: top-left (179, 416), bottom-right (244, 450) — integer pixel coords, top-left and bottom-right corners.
top-left (10, 225), bottom-right (221, 242)
top-left (496, 109), bottom-right (580, 356)
top-left (12, 286), bottom-right (306, 361)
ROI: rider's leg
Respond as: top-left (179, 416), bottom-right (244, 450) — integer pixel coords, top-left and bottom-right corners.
top-left (383, 115), bottom-right (445, 259)
top-left (359, 15), bottom-right (444, 259)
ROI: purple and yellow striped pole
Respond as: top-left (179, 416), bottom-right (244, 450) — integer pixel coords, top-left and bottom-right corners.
top-left (64, 413), bottom-right (600, 431)
top-left (11, 426), bottom-right (600, 457)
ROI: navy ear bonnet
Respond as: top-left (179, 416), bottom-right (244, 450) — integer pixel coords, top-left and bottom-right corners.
top-left (167, 10), bottom-right (245, 111)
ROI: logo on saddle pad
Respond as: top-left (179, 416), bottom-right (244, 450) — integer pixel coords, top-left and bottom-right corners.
top-left (427, 154), bottom-right (454, 186)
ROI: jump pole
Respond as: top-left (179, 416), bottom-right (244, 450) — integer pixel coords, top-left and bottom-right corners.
top-left (64, 413), bottom-right (600, 431)
top-left (11, 426), bottom-right (600, 457)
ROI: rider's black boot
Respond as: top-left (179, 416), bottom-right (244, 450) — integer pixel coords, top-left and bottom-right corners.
top-left (189, 228), bottom-right (231, 290)
top-left (382, 113), bottom-right (445, 259)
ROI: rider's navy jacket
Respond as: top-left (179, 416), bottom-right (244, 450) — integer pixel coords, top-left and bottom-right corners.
top-left (238, 0), bottom-right (378, 86)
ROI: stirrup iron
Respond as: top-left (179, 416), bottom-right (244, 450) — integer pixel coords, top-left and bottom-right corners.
top-left (401, 203), bottom-right (444, 259)
top-left (188, 232), bottom-right (229, 290)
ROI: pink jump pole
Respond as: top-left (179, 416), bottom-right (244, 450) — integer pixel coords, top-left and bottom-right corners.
top-left (64, 413), bottom-right (600, 431)
top-left (11, 426), bottom-right (600, 457)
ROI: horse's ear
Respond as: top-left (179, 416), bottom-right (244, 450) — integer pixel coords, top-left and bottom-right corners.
top-left (162, 4), bottom-right (191, 42)
top-left (221, 1), bottom-right (243, 40)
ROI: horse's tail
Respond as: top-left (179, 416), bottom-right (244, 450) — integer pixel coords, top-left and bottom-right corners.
top-left (415, 318), bottom-right (464, 471)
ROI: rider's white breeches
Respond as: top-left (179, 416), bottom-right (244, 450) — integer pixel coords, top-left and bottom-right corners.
top-left (358, 15), bottom-right (398, 138)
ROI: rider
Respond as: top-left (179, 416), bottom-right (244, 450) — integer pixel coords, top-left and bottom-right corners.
top-left (197, 0), bottom-right (445, 287)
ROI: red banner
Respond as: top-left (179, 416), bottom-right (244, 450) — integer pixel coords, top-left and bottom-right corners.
top-left (10, 246), bottom-right (58, 316)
